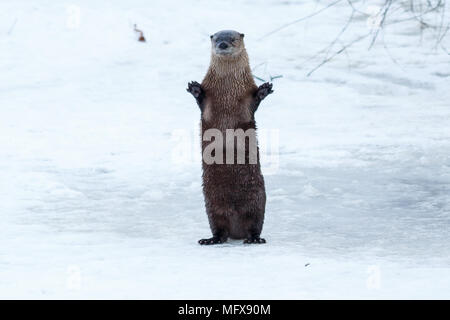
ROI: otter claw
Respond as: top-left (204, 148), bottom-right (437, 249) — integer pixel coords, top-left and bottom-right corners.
top-left (199, 237), bottom-right (224, 245)
top-left (244, 237), bottom-right (266, 244)
top-left (256, 82), bottom-right (273, 101)
top-left (187, 81), bottom-right (203, 98)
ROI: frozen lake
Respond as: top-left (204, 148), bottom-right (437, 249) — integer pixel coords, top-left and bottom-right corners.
top-left (0, 0), bottom-right (449, 298)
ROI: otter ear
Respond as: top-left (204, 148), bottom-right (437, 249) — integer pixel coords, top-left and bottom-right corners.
top-left (240, 33), bottom-right (245, 38)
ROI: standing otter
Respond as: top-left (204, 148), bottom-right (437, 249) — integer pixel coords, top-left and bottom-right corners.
top-left (187, 30), bottom-right (273, 245)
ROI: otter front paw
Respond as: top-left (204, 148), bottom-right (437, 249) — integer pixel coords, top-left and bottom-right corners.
top-left (187, 81), bottom-right (203, 99)
top-left (256, 82), bottom-right (273, 101)
top-left (243, 237), bottom-right (266, 244)
top-left (198, 237), bottom-right (224, 245)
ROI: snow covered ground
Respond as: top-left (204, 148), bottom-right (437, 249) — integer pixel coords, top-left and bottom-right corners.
top-left (0, 0), bottom-right (449, 299)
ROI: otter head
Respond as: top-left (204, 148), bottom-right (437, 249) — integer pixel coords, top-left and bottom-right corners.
top-left (210, 30), bottom-right (245, 58)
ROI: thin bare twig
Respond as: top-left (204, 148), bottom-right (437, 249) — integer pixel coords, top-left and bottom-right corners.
top-left (253, 75), bottom-right (266, 82)
top-left (325, 9), bottom-right (355, 57)
top-left (270, 75), bottom-right (283, 81)
top-left (346, 0), bottom-right (368, 15)
top-left (437, 23), bottom-right (450, 50)
top-left (7, 18), bottom-right (18, 35)
top-left (260, 0), bottom-right (448, 76)
top-left (258, 0), bottom-right (343, 40)
top-left (297, 8), bottom-right (355, 70)
top-left (435, 1), bottom-right (447, 49)
top-left (251, 61), bottom-right (266, 72)
top-left (381, 31), bottom-right (406, 71)
top-left (307, 32), bottom-right (372, 77)
top-left (388, 1), bottom-right (443, 25)
top-left (368, 0), bottom-right (393, 50)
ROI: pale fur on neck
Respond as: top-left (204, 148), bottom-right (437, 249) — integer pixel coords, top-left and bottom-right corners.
top-left (202, 49), bottom-right (255, 94)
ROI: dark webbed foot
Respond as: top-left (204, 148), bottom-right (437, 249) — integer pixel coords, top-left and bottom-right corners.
top-left (187, 81), bottom-right (203, 98)
top-left (187, 81), bottom-right (205, 110)
top-left (251, 82), bottom-right (273, 113)
top-left (256, 82), bottom-right (273, 101)
top-left (198, 237), bottom-right (225, 245)
top-left (243, 237), bottom-right (266, 244)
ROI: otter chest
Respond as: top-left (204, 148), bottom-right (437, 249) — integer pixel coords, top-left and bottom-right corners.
top-left (202, 95), bottom-right (252, 129)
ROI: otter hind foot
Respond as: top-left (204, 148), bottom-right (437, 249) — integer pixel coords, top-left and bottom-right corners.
top-left (198, 237), bottom-right (226, 245)
top-left (256, 82), bottom-right (273, 101)
top-left (243, 237), bottom-right (266, 244)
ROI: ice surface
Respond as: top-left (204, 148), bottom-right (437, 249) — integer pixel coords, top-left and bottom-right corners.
top-left (0, 0), bottom-right (449, 298)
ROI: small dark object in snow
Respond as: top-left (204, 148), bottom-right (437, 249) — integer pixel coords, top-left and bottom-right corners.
top-left (134, 24), bottom-right (146, 42)
top-left (305, 263), bottom-right (310, 267)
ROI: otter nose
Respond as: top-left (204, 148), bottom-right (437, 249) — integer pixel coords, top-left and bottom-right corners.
top-left (218, 42), bottom-right (228, 50)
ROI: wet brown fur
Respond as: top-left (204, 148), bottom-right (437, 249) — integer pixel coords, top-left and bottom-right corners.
top-left (187, 32), bottom-right (273, 244)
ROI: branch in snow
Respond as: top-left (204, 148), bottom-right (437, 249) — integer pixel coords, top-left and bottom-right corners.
top-left (7, 18), bottom-right (18, 35)
top-left (134, 24), bottom-right (146, 42)
top-left (258, 0), bottom-right (343, 40)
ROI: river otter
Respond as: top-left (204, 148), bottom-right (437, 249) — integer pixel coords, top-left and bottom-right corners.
top-left (187, 30), bottom-right (273, 245)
